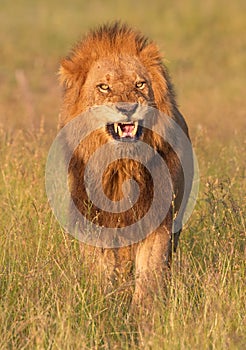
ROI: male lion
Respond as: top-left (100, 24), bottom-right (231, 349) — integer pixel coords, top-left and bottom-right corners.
top-left (58, 23), bottom-right (193, 309)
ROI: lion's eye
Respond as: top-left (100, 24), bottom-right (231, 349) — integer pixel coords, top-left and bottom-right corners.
top-left (135, 81), bottom-right (146, 90)
top-left (97, 83), bottom-right (110, 93)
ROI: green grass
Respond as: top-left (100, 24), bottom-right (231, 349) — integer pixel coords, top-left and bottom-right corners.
top-left (0, 0), bottom-right (245, 349)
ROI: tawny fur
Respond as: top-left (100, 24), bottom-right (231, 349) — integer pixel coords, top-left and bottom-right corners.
top-left (59, 23), bottom-right (192, 310)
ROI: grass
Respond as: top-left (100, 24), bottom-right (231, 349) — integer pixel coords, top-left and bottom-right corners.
top-left (0, 0), bottom-right (245, 349)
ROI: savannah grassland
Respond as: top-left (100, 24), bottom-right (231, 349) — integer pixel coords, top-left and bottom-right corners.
top-left (0, 0), bottom-right (245, 349)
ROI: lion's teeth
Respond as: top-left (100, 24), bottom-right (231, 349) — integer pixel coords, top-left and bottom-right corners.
top-left (114, 123), bottom-right (118, 133)
top-left (132, 121), bottom-right (138, 136)
top-left (117, 125), bottom-right (123, 137)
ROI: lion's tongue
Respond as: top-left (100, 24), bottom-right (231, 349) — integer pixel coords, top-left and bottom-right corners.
top-left (121, 124), bottom-right (134, 137)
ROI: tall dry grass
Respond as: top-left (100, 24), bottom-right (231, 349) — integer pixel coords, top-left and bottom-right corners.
top-left (0, 0), bottom-right (245, 348)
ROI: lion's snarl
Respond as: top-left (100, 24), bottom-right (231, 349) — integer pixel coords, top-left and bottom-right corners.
top-left (58, 23), bottom-right (193, 310)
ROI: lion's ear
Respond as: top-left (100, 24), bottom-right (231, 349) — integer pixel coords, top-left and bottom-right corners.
top-left (59, 58), bottom-right (75, 89)
top-left (59, 58), bottom-right (78, 89)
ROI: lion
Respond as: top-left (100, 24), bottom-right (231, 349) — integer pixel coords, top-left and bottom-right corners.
top-left (58, 23), bottom-right (193, 310)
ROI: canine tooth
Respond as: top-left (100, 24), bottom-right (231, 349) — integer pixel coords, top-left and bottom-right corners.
top-left (118, 125), bottom-right (123, 137)
top-left (132, 121), bottom-right (138, 136)
top-left (114, 123), bottom-right (118, 133)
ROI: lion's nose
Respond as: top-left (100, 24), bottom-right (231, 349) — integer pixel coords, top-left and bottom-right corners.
top-left (116, 102), bottom-right (138, 118)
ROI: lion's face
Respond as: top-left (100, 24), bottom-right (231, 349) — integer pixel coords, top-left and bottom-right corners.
top-left (59, 25), bottom-right (177, 143)
top-left (79, 55), bottom-right (156, 142)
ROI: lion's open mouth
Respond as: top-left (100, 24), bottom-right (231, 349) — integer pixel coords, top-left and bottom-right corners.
top-left (107, 121), bottom-right (142, 142)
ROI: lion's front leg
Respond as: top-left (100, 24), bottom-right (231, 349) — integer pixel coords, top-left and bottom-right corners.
top-left (132, 222), bottom-right (172, 312)
top-left (80, 244), bottom-right (135, 294)
top-left (80, 244), bottom-right (117, 292)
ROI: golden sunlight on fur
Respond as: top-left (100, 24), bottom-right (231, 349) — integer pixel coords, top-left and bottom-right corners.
top-left (59, 22), bottom-right (192, 311)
